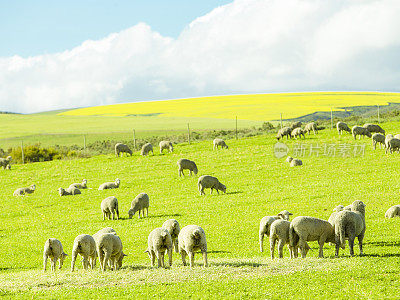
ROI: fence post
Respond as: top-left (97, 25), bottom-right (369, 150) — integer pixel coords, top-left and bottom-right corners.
top-left (235, 116), bottom-right (238, 140)
top-left (21, 141), bottom-right (24, 164)
top-left (133, 129), bottom-right (136, 149)
top-left (83, 135), bottom-right (86, 150)
top-left (331, 108), bottom-right (333, 129)
top-left (378, 105), bottom-right (380, 123)
top-left (280, 113), bottom-right (283, 129)
top-left (187, 123), bottom-right (191, 145)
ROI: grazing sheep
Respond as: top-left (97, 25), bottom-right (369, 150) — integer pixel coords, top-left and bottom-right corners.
top-left (58, 187), bottom-right (81, 196)
top-left (198, 175), bottom-right (226, 195)
top-left (92, 227), bottom-right (117, 268)
top-left (290, 122), bottom-right (302, 130)
top-left (363, 123), bottom-right (385, 135)
top-left (69, 179), bottom-right (88, 189)
top-left (259, 210), bottom-right (293, 252)
top-left (128, 193), bottom-right (149, 219)
top-left (178, 225), bottom-right (208, 267)
top-left (286, 156), bottom-right (302, 167)
top-left (96, 233), bottom-right (127, 272)
top-left (385, 205), bottom-right (400, 218)
top-left (291, 127), bottom-right (305, 139)
top-left (71, 234), bottom-right (97, 271)
top-left (98, 178), bottom-right (120, 190)
top-left (141, 143), bottom-right (153, 156)
top-left (43, 238), bottom-right (68, 272)
top-left (387, 138), bottom-right (400, 154)
top-left (334, 200), bottom-right (366, 257)
top-left (276, 127), bottom-right (292, 140)
top-left (115, 143), bottom-right (132, 157)
top-left (352, 126), bottom-right (372, 139)
top-left (162, 219), bottom-right (181, 253)
top-left (372, 133), bottom-right (386, 150)
top-left (213, 138), bottom-right (229, 150)
top-left (0, 156), bottom-right (12, 170)
top-left (177, 158), bottom-right (198, 177)
top-left (385, 134), bottom-right (394, 153)
top-left (337, 122), bottom-right (351, 135)
top-left (159, 141), bottom-right (174, 153)
top-left (328, 205), bottom-right (345, 226)
top-left (289, 216), bottom-right (335, 258)
top-left (304, 122), bottom-right (318, 135)
top-left (13, 184), bottom-right (36, 196)
top-left (101, 196), bottom-right (119, 220)
top-left (145, 228), bottom-right (173, 268)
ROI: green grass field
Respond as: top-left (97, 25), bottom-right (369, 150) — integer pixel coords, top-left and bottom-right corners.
top-left (2, 122), bottom-right (400, 299)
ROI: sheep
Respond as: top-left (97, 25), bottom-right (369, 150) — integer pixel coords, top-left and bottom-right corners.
top-left (213, 138), bottom-right (229, 150)
top-left (162, 219), bottom-right (181, 253)
top-left (286, 156), bottom-right (302, 167)
top-left (259, 210), bottom-right (293, 252)
top-left (276, 127), bottom-right (292, 140)
top-left (385, 205), bottom-right (400, 218)
top-left (101, 196), bottom-right (119, 220)
top-left (43, 238), bottom-right (68, 271)
top-left (92, 227), bottom-right (117, 268)
top-left (0, 156), bottom-right (12, 170)
top-left (385, 134), bottom-right (394, 153)
top-left (13, 184), bottom-right (36, 196)
top-left (336, 122), bottom-right (351, 135)
top-left (290, 121), bottom-right (302, 130)
top-left (198, 175), bottom-right (226, 195)
top-left (387, 138), bottom-right (400, 154)
top-left (141, 143), bottom-right (153, 156)
top-left (96, 233), bottom-right (127, 272)
top-left (372, 133), bottom-right (386, 150)
top-left (334, 200), bottom-right (366, 257)
top-left (178, 225), bottom-right (208, 267)
top-left (98, 178), bottom-right (120, 190)
top-left (71, 234), bottom-right (97, 271)
top-left (363, 123), bottom-right (385, 135)
top-left (115, 143), bottom-right (132, 157)
top-left (328, 205), bottom-right (345, 226)
top-left (58, 187), bottom-right (81, 196)
top-left (177, 158), bottom-right (198, 177)
top-left (304, 122), bottom-right (318, 135)
top-left (145, 228), bottom-right (173, 268)
top-left (159, 141), bottom-right (174, 153)
top-left (69, 179), bottom-right (87, 189)
top-left (291, 127), bottom-right (305, 139)
top-left (352, 126), bottom-right (372, 139)
top-left (128, 193), bottom-right (149, 219)
top-left (289, 216), bottom-right (335, 258)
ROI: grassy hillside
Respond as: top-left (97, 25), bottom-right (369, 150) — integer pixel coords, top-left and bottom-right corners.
top-left (2, 124), bottom-right (400, 298)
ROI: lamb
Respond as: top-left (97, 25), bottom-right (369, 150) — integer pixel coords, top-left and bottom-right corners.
top-left (145, 228), bottom-right (173, 268)
top-left (372, 133), bottom-right (386, 150)
top-left (213, 138), bottom-right (229, 149)
top-left (198, 175), bottom-right (226, 195)
top-left (58, 187), bottom-right (81, 196)
top-left (115, 143), bottom-right (132, 157)
top-left (141, 143), bottom-right (153, 156)
top-left (286, 156), bottom-right (302, 167)
top-left (291, 127), bottom-right (305, 139)
top-left (177, 158), bottom-right (198, 177)
top-left (363, 123), bottom-right (385, 135)
top-left (385, 205), bottom-right (400, 218)
top-left (304, 122), bottom-right (318, 135)
top-left (259, 210), bottom-right (293, 252)
top-left (352, 126), bottom-right (372, 139)
top-left (98, 178), bottom-right (120, 190)
top-left (71, 234), bottom-right (97, 271)
top-left (385, 134), bottom-right (394, 153)
top-left (387, 137), bottom-right (400, 154)
top-left (96, 233), bottom-right (127, 271)
top-left (290, 121), bottom-right (302, 130)
top-left (276, 127), bottom-right (292, 140)
top-left (328, 205), bottom-right (345, 226)
top-left (336, 122), bottom-right (351, 135)
top-left (43, 238), bottom-right (68, 271)
top-left (128, 193), bottom-right (149, 219)
top-left (101, 196), bottom-right (119, 220)
top-left (69, 179), bottom-right (88, 189)
top-left (178, 225), bottom-right (208, 267)
top-left (13, 184), bottom-right (36, 196)
top-left (159, 141), bottom-right (174, 153)
top-left (162, 219), bottom-right (181, 253)
top-left (289, 216), bottom-right (335, 258)
top-left (0, 156), bottom-right (12, 170)
top-left (334, 200), bottom-right (366, 257)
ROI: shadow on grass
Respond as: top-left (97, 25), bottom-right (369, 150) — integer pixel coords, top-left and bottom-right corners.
top-left (225, 191), bottom-right (243, 195)
top-left (212, 261), bottom-right (264, 268)
top-left (121, 265), bottom-right (149, 271)
top-left (365, 241), bottom-right (400, 247)
top-left (207, 250), bottom-right (231, 254)
top-left (117, 213), bottom-right (182, 221)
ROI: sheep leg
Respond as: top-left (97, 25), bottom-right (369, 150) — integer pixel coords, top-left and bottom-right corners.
top-left (299, 239), bottom-right (308, 258)
top-left (82, 257), bottom-right (88, 270)
top-left (50, 258), bottom-right (56, 272)
top-left (318, 239), bottom-right (325, 258)
top-left (146, 207), bottom-right (148, 217)
top-left (259, 233), bottom-right (264, 252)
top-left (112, 211), bottom-right (115, 220)
top-left (102, 250), bottom-right (111, 272)
top-left (150, 251), bottom-right (156, 266)
top-left (270, 236), bottom-right (276, 259)
top-left (202, 250), bottom-right (208, 267)
top-left (138, 210), bottom-right (141, 219)
top-left (358, 234), bottom-right (364, 256)
top-left (71, 251), bottom-right (77, 271)
top-left (103, 212), bottom-right (106, 221)
top-left (189, 251), bottom-right (195, 267)
top-left (160, 252), bottom-right (165, 268)
top-left (43, 255), bottom-right (48, 271)
top-left (98, 250), bottom-right (105, 271)
top-left (167, 248), bottom-right (173, 267)
top-left (173, 239), bottom-right (179, 253)
top-left (348, 237), bottom-right (355, 256)
top-left (116, 208), bottom-right (119, 220)
top-left (179, 169), bottom-right (183, 176)
top-left (180, 250), bottom-right (187, 266)
top-left (277, 240), bottom-right (285, 258)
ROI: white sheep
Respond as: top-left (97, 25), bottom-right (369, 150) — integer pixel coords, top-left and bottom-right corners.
top-left (336, 122), bottom-right (351, 135)
top-left (198, 175), bottom-right (226, 195)
top-left (290, 122), bottom-right (302, 130)
top-left (385, 205), bottom-right (400, 218)
top-left (352, 126), bottom-right (372, 139)
top-left (141, 143), bottom-right (153, 156)
top-left (178, 225), bottom-right (208, 267)
top-left (145, 227), bottom-right (173, 268)
top-left (0, 156), bottom-right (12, 170)
top-left (13, 184), bottom-right (36, 196)
top-left (372, 133), bottom-right (385, 150)
top-left (177, 158), bottom-right (198, 176)
top-left (128, 193), bottom-right (149, 219)
top-left (58, 187), bottom-right (81, 196)
top-left (276, 127), bottom-right (292, 140)
top-left (115, 143), bottom-right (132, 157)
top-left (286, 156), bottom-right (302, 167)
top-left (387, 137), bottom-right (400, 154)
top-left (385, 134), bottom-right (394, 153)
top-left (363, 123), bottom-right (385, 135)
top-left (304, 122), bottom-right (318, 135)
top-left (92, 227), bottom-right (117, 268)
top-left (291, 127), bottom-right (305, 139)
top-left (259, 210), bottom-right (293, 252)
top-left (71, 234), bottom-right (97, 271)
top-left (98, 178), bottom-right (120, 190)
top-left (96, 233), bottom-right (127, 272)
top-left (43, 238), bottom-right (68, 271)
top-left (159, 141), bottom-right (174, 153)
top-left (162, 219), bottom-right (181, 253)
top-left (101, 196), bottom-right (119, 220)
top-left (328, 205), bottom-right (345, 226)
top-left (69, 179), bottom-right (88, 189)
top-left (213, 138), bottom-right (228, 149)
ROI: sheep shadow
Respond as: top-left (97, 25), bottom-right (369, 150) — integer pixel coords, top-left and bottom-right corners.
top-left (147, 213), bottom-right (182, 219)
top-left (120, 265), bottom-right (149, 271)
top-left (207, 250), bottom-right (231, 254)
top-left (365, 241), bottom-right (400, 247)
top-left (212, 261), bottom-right (264, 268)
top-left (361, 253), bottom-right (400, 258)
top-left (225, 191), bottom-right (243, 195)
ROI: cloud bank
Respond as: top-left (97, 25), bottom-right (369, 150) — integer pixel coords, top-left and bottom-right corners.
top-left (1, 0), bottom-right (400, 113)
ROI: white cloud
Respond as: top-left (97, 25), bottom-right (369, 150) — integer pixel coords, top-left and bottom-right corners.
top-left (1, 0), bottom-right (400, 113)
